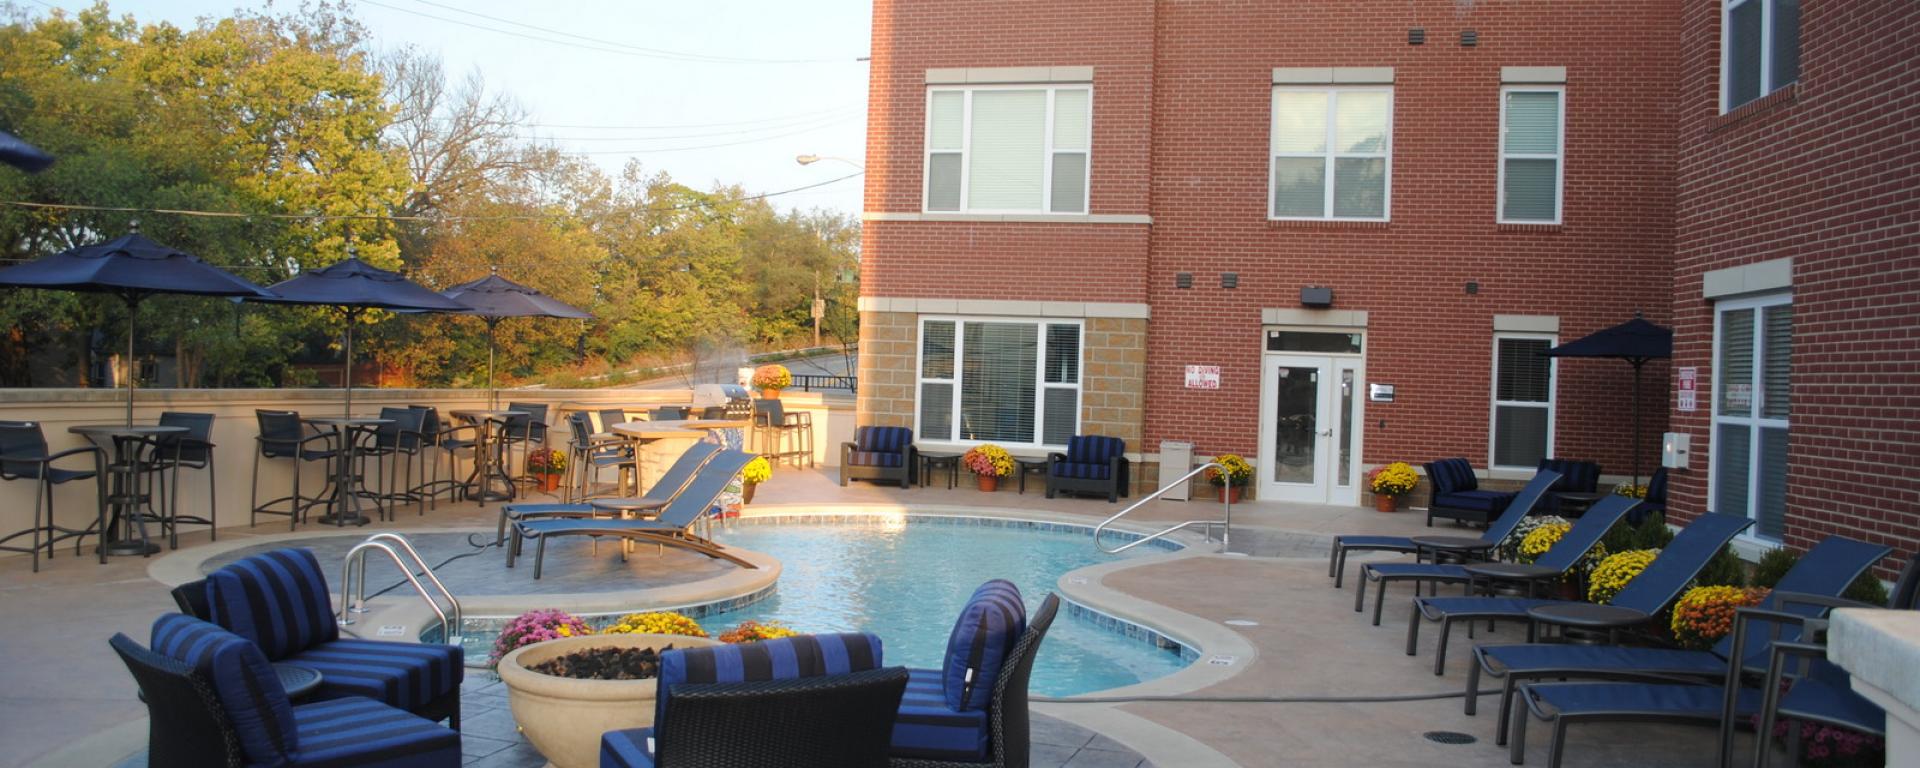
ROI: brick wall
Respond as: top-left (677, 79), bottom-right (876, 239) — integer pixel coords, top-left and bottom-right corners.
top-left (1668, 0), bottom-right (1920, 575)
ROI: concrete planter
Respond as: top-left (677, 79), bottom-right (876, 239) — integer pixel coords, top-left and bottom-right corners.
top-left (497, 633), bottom-right (721, 768)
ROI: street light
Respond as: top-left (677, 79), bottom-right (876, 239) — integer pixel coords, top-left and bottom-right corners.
top-left (795, 154), bottom-right (864, 169)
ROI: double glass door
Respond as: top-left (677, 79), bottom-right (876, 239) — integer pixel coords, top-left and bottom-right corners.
top-left (1259, 354), bottom-right (1362, 504)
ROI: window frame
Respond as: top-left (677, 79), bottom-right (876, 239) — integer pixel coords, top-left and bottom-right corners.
top-left (1720, 0), bottom-right (1797, 113)
top-left (1267, 85), bottom-right (1395, 222)
top-left (1708, 291), bottom-right (1793, 543)
top-left (921, 84), bottom-right (1094, 215)
top-left (1488, 333), bottom-right (1559, 472)
top-left (914, 316), bottom-right (1084, 448)
top-left (1496, 85), bottom-right (1566, 225)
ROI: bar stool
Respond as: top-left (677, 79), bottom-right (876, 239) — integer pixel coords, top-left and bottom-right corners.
top-left (363, 406), bottom-right (429, 519)
top-left (0, 421), bottom-right (104, 572)
top-left (753, 399), bottom-right (814, 467)
top-left (409, 405), bottom-right (473, 510)
top-left (149, 412), bottom-right (217, 548)
top-left (501, 401), bottom-right (550, 489)
top-left (249, 410), bottom-right (336, 530)
top-left (649, 406), bottom-right (689, 421)
top-left (566, 412), bottom-right (634, 502)
top-left (597, 408), bottom-right (629, 431)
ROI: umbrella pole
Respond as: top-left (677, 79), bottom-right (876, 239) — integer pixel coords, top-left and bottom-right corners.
top-left (1632, 362), bottom-right (1644, 489)
top-left (344, 310), bottom-right (355, 417)
top-left (124, 296), bottom-right (137, 426)
top-left (487, 318), bottom-right (498, 411)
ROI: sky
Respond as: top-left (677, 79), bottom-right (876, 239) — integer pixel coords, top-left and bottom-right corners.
top-left (25, 0), bottom-right (873, 215)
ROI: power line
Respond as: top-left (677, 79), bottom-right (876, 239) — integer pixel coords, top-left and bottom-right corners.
top-left (565, 116), bottom-right (861, 155)
top-left (0, 170), bottom-right (862, 222)
top-left (398, 0), bottom-right (856, 65)
top-left (490, 109), bottom-right (862, 142)
top-left (354, 0), bottom-right (859, 66)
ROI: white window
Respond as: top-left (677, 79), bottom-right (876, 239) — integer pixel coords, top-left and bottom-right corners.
top-left (1723, 0), bottom-right (1801, 112)
top-left (1710, 293), bottom-right (1792, 540)
top-left (917, 318), bottom-right (1081, 446)
top-left (1499, 87), bottom-right (1564, 224)
top-left (924, 86), bottom-right (1090, 214)
top-left (1270, 87), bottom-right (1392, 220)
top-left (1491, 335), bottom-right (1557, 469)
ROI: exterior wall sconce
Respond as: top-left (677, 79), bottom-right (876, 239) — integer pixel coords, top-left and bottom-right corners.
top-left (1300, 286), bottom-right (1333, 307)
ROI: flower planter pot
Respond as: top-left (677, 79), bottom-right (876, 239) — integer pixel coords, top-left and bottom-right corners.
top-left (760, 388), bottom-right (783, 399)
top-left (1374, 493), bottom-right (1400, 513)
top-left (977, 474), bottom-right (999, 492)
top-left (1220, 485), bottom-right (1243, 504)
top-left (536, 473), bottom-right (563, 493)
top-left (742, 482), bottom-right (757, 504)
top-left (498, 633), bottom-right (721, 768)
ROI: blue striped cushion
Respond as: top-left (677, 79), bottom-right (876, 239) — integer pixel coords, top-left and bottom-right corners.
top-left (284, 638), bottom-right (463, 712)
top-left (600, 727), bottom-right (655, 768)
top-left (848, 450), bottom-right (904, 468)
top-left (1066, 435), bottom-right (1123, 466)
top-left (1424, 458), bottom-right (1477, 495)
top-left (285, 696), bottom-right (460, 768)
top-left (892, 667), bottom-right (990, 761)
top-left (942, 579), bottom-right (1026, 711)
top-left (654, 632), bottom-right (884, 734)
top-left (151, 614), bottom-right (298, 765)
top-left (856, 426), bottom-right (912, 454)
top-left (1432, 488), bottom-right (1512, 512)
top-left (1053, 462), bottom-right (1110, 480)
top-left (206, 548), bottom-right (339, 660)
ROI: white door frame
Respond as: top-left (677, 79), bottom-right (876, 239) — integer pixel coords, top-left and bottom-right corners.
top-left (1258, 352), bottom-right (1365, 505)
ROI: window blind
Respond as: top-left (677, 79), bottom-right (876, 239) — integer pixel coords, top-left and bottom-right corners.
top-left (1272, 92), bottom-right (1328, 153)
top-left (967, 90), bottom-right (1047, 210)
top-left (1335, 91), bottom-right (1389, 153)
top-left (1503, 92), bottom-right (1560, 153)
top-left (1771, 0), bottom-right (1802, 92)
top-left (1714, 422), bottom-right (1753, 520)
top-left (1757, 427), bottom-right (1788, 538)
top-left (1762, 304), bottom-right (1792, 419)
top-left (1718, 308), bottom-right (1754, 416)
top-left (1727, 0), bottom-right (1764, 107)
top-left (1496, 338), bottom-right (1552, 402)
top-left (959, 322), bottom-right (1038, 442)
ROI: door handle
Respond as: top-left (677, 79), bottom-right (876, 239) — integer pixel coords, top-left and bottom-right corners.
top-left (1319, 429), bottom-right (1333, 437)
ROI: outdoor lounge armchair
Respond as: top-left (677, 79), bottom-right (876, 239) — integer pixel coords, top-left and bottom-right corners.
top-left (1346, 469), bottom-right (1562, 610)
top-left (495, 441), bottom-right (720, 546)
top-left (1509, 572), bottom-right (1913, 768)
top-left (1469, 541), bottom-right (1905, 748)
top-left (841, 426), bottom-right (915, 488)
top-left (1534, 458), bottom-right (1601, 517)
top-left (1045, 435), bottom-right (1130, 503)
top-left (1423, 458), bottom-right (1512, 527)
top-left (893, 591), bottom-right (1061, 767)
top-left (1403, 495), bottom-right (1638, 675)
top-left (115, 614), bottom-right (459, 768)
top-left (600, 633), bottom-right (904, 768)
top-left (507, 449), bottom-right (759, 577)
top-left (200, 546), bottom-right (464, 727)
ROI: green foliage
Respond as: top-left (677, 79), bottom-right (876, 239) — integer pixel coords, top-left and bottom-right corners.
top-left (1693, 545), bottom-right (1750, 588)
top-left (1843, 571), bottom-right (1890, 606)
top-left (0, 2), bottom-right (860, 389)
top-left (1602, 511), bottom-right (1676, 554)
top-left (1751, 547), bottom-right (1799, 589)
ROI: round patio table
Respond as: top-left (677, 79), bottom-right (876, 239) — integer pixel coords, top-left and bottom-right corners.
top-left (1553, 491), bottom-right (1610, 518)
top-left (69, 424), bottom-right (186, 559)
top-left (1463, 562), bottom-right (1564, 598)
top-left (1410, 534), bottom-right (1491, 563)
top-left (1526, 602), bottom-right (1651, 644)
top-left (305, 417), bottom-right (391, 527)
top-left (450, 410), bottom-right (525, 504)
top-left (918, 451), bottom-right (962, 489)
top-left (1015, 457), bottom-right (1051, 494)
top-left (275, 663), bottom-right (324, 700)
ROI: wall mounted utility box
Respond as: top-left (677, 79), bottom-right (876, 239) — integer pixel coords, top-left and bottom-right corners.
top-left (1662, 432), bottom-right (1691, 470)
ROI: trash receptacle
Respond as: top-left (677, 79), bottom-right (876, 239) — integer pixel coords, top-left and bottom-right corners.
top-left (1159, 441), bottom-right (1194, 501)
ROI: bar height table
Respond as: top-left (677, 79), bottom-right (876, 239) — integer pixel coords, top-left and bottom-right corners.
top-left (451, 409), bottom-right (524, 505)
top-left (305, 417), bottom-right (391, 527)
top-left (69, 424), bottom-right (185, 560)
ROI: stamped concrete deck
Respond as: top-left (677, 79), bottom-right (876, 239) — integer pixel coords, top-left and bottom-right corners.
top-left (2, 468), bottom-right (1763, 767)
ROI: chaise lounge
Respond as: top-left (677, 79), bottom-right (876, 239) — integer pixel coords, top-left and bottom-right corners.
top-left (507, 449), bottom-right (759, 577)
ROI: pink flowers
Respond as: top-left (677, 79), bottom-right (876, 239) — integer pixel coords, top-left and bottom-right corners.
top-left (490, 609), bottom-right (592, 669)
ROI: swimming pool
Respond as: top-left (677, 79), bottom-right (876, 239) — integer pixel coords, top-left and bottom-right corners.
top-left (701, 516), bottom-right (1192, 696)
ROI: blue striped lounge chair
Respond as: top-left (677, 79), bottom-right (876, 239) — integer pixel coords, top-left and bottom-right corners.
top-left (1469, 538), bottom-right (1901, 748)
top-left (1421, 457), bottom-right (1515, 527)
top-left (1345, 469), bottom-right (1561, 607)
top-left (507, 450), bottom-right (759, 578)
top-left (1403, 495), bottom-right (1638, 675)
top-left (600, 633), bottom-right (903, 768)
top-left (1534, 458), bottom-right (1601, 517)
top-left (202, 547), bottom-right (464, 727)
top-left (1045, 435), bottom-right (1130, 503)
top-left (841, 426), bottom-right (916, 488)
top-left (495, 441), bottom-right (720, 546)
top-left (891, 583), bottom-right (1061, 767)
top-left (116, 613), bottom-right (459, 767)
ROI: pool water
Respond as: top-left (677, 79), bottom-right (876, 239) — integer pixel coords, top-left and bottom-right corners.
top-left (702, 518), bottom-right (1190, 696)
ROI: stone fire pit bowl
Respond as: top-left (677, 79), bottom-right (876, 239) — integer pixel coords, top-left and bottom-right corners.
top-left (497, 633), bottom-right (721, 768)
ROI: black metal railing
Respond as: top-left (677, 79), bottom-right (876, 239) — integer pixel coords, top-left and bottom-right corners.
top-left (790, 374), bottom-right (857, 393)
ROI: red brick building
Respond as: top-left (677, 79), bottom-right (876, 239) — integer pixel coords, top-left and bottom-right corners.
top-left (857, 0), bottom-right (1917, 567)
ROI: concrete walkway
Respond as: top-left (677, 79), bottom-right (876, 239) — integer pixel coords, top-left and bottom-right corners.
top-left (0, 467), bottom-right (1761, 767)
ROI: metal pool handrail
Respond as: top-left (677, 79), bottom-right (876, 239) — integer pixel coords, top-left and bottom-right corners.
top-left (1093, 461), bottom-right (1233, 554)
top-left (337, 532), bottom-right (462, 645)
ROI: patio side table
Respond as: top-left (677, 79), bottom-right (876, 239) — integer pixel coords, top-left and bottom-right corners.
top-left (1015, 457), bottom-right (1050, 494)
top-left (919, 452), bottom-right (961, 489)
top-left (1552, 491), bottom-right (1610, 518)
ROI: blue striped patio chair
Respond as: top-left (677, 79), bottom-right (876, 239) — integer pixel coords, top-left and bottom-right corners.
top-left (1045, 435), bottom-right (1130, 503)
top-left (841, 426), bottom-right (915, 488)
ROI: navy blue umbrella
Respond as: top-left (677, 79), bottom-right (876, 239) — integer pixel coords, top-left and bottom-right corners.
top-left (1546, 316), bottom-right (1674, 486)
top-left (0, 130), bottom-right (54, 173)
top-left (256, 255), bottom-right (468, 414)
top-left (0, 225), bottom-right (271, 423)
top-left (441, 268), bottom-right (592, 408)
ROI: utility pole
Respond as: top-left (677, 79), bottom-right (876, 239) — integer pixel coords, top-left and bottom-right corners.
top-left (811, 270), bottom-right (824, 348)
